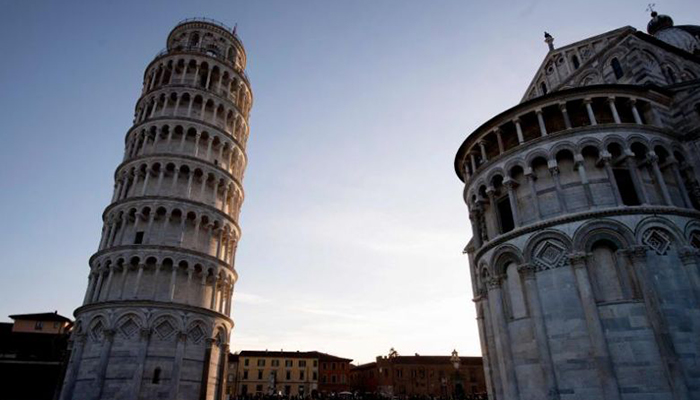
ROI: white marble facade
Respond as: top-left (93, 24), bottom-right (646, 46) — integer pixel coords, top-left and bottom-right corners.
top-left (59, 19), bottom-right (252, 400)
top-left (456, 12), bottom-right (700, 400)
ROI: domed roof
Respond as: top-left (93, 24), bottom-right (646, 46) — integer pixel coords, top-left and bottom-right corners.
top-left (655, 27), bottom-right (700, 54)
top-left (646, 11), bottom-right (700, 54)
top-left (647, 11), bottom-right (674, 35)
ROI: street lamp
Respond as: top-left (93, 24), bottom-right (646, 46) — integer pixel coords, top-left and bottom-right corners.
top-left (450, 350), bottom-right (462, 399)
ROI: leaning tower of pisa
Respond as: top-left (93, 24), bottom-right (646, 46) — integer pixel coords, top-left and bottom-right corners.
top-left (59, 18), bottom-right (252, 400)
top-left (455, 12), bottom-right (700, 400)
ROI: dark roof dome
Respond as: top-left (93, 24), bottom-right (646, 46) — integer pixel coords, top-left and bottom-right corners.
top-left (647, 11), bottom-right (675, 35)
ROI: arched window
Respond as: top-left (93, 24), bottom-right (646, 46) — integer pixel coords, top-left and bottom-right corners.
top-left (152, 367), bottom-right (162, 384)
top-left (540, 82), bottom-right (548, 95)
top-left (572, 55), bottom-right (580, 69)
top-left (505, 262), bottom-right (527, 319)
top-left (611, 58), bottom-right (624, 80)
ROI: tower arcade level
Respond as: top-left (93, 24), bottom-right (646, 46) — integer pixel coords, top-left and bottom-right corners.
top-left (59, 19), bottom-right (253, 400)
top-left (455, 12), bottom-right (700, 400)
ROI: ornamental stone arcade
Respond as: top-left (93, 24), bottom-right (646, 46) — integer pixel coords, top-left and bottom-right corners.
top-left (58, 19), bottom-right (252, 400)
top-left (455, 12), bottom-right (700, 400)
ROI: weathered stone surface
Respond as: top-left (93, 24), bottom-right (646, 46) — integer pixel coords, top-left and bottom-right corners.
top-left (59, 19), bottom-right (252, 400)
top-left (455, 12), bottom-right (700, 400)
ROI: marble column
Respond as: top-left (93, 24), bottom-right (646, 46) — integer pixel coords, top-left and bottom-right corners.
top-left (600, 152), bottom-right (622, 206)
top-left (474, 298), bottom-right (497, 400)
top-left (128, 328), bottom-right (152, 399)
top-left (625, 152), bottom-right (648, 204)
top-left (58, 333), bottom-right (86, 400)
top-left (486, 186), bottom-right (502, 235)
top-left (629, 99), bottom-right (643, 124)
top-left (169, 332), bottom-right (187, 400)
top-left (495, 128), bottom-right (505, 154)
top-left (525, 168), bottom-right (542, 220)
top-left (504, 178), bottom-right (521, 227)
top-left (513, 118), bottom-right (524, 144)
top-left (584, 98), bottom-right (597, 125)
top-left (481, 296), bottom-right (504, 400)
top-left (624, 246), bottom-right (690, 399)
top-left (83, 274), bottom-right (96, 305)
top-left (536, 109), bottom-right (547, 136)
top-left (519, 264), bottom-right (559, 400)
top-left (648, 152), bottom-right (673, 205)
top-left (668, 159), bottom-right (693, 208)
top-left (550, 165), bottom-right (568, 213)
top-left (93, 329), bottom-right (116, 400)
top-left (479, 141), bottom-right (488, 163)
top-left (199, 339), bottom-right (214, 400)
top-left (569, 253), bottom-right (621, 400)
top-left (487, 276), bottom-right (520, 400)
top-left (607, 97), bottom-right (621, 124)
top-left (559, 102), bottom-right (572, 129)
top-left (574, 154), bottom-right (594, 207)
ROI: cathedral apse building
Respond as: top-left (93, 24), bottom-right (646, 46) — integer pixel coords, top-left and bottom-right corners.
top-left (455, 11), bottom-right (700, 400)
top-left (59, 19), bottom-right (252, 400)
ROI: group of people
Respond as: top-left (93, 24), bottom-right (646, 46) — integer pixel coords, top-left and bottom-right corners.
top-left (227, 393), bottom-right (488, 400)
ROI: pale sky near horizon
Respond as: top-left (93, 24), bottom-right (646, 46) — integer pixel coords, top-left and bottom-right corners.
top-left (0, 0), bottom-right (697, 365)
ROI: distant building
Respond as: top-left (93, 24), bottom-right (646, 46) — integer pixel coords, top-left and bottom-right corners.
top-left (351, 350), bottom-right (487, 398)
top-left (317, 352), bottom-right (352, 394)
top-left (226, 353), bottom-right (240, 399)
top-left (0, 312), bottom-right (73, 400)
top-left (228, 350), bottom-right (353, 397)
top-left (235, 350), bottom-right (320, 397)
top-left (9, 312), bottom-right (73, 335)
top-left (348, 362), bottom-right (378, 394)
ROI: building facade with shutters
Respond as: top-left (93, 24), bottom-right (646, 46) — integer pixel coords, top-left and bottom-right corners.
top-left (455, 11), bottom-right (700, 400)
top-left (59, 18), bottom-right (252, 400)
top-left (232, 351), bottom-right (320, 397)
top-left (350, 351), bottom-right (486, 398)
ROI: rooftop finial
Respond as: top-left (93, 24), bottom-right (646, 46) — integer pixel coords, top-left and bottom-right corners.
top-left (544, 32), bottom-right (555, 51)
top-left (646, 3), bottom-right (657, 16)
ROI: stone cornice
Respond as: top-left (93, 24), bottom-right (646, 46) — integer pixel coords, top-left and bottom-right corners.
top-left (470, 206), bottom-right (700, 263)
top-left (74, 300), bottom-right (234, 325)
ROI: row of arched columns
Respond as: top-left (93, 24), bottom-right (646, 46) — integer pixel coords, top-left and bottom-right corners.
top-left (111, 161), bottom-right (243, 216)
top-left (124, 123), bottom-right (247, 179)
top-left (460, 93), bottom-right (661, 181)
top-left (83, 260), bottom-right (235, 316)
top-left (98, 204), bottom-right (238, 265)
top-left (134, 90), bottom-right (249, 143)
top-left (466, 132), bottom-right (699, 246)
top-left (142, 56), bottom-right (251, 116)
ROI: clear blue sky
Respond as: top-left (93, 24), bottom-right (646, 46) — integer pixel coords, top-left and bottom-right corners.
top-left (0, 0), bottom-right (697, 364)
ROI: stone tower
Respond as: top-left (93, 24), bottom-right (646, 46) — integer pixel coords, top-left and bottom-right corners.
top-left (455, 12), bottom-right (700, 400)
top-left (59, 18), bottom-right (252, 400)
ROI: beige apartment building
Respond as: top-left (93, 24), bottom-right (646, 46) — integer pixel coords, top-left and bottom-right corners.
top-left (229, 351), bottom-right (321, 397)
